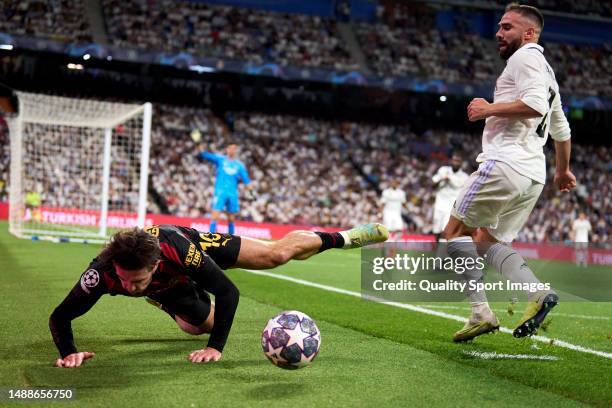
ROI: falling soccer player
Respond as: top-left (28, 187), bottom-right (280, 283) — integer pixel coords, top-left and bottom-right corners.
top-left (50, 223), bottom-right (388, 367)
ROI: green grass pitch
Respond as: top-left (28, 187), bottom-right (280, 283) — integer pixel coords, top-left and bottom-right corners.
top-left (0, 221), bottom-right (610, 407)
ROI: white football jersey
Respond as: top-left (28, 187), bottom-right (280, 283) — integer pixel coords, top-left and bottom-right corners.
top-left (477, 43), bottom-right (571, 184)
top-left (572, 219), bottom-right (591, 242)
top-left (381, 188), bottom-right (406, 214)
top-left (432, 166), bottom-right (468, 209)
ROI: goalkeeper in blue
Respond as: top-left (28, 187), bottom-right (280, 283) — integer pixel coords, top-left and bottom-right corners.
top-left (198, 142), bottom-right (252, 234)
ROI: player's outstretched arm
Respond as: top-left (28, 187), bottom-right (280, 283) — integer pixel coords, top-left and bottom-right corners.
top-left (55, 351), bottom-right (95, 368)
top-left (49, 277), bottom-right (104, 367)
top-left (198, 150), bottom-right (222, 165)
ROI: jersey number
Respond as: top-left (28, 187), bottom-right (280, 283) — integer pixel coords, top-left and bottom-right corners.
top-left (536, 87), bottom-right (556, 138)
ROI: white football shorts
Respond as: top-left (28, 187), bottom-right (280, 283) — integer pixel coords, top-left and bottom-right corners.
top-left (451, 160), bottom-right (544, 242)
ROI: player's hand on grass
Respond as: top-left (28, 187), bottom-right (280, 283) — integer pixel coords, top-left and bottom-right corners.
top-left (467, 98), bottom-right (490, 121)
top-left (188, 347), bottom-right (221, 363)
top-left (554, 170), bottom-right (577, 193)
top-left (55, 351), bottom-right (95, 368)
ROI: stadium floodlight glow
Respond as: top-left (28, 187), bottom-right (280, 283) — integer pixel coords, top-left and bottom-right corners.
top-left (440, 95), bottom-right (447, 102)
top-left (83, 53), bottom-right (91, 60)
top-left (189, 64), bottom-right (215, 73)
top-left (0, 44), bottom-right (14, 50)
top-left (67, 63), bottom-right (84, 70)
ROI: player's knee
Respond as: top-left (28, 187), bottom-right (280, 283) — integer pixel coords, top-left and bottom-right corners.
top-left (267, 249), bottom-right (292, 267)
top-left (176, 314), bottom-right (213, 336)
top-left (258, 242), bottom-right (294, 267)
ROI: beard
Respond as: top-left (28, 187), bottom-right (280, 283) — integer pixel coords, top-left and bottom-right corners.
top-left (498, 38), bottom-right (521, 60)
top-left (452, 165), bottom-right (460, 172)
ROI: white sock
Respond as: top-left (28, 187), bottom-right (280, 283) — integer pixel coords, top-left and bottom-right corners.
top-left (339, 231), bottom-right (351, 248)
top-left (471, 301), bottom-right (492, 318)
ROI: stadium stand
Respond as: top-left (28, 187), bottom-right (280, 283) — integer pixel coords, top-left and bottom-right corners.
top-left (102, 0), bottom-right (358, 70)
top-left (489, 0), bottom-right (612, 17)
top-left (0, 101), bottom-right (609, 243)
top-left (0, 0), bottom-right (92, 42)
top-left (357, 2), bottom-right (611, 96)
top-left (148, 106), bottom-right (612, 243)
top-left (0, 2), bottom-right (609, 243)
top-left (1, 1), bottom-right (608, 95)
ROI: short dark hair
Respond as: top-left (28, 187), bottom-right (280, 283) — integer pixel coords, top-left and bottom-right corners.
top-left (99, 228), bottom-right (161, 270)
top-left (505, 3), bottom-right (544, 30)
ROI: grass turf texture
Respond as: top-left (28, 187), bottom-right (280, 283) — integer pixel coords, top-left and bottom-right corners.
top-left (0, 221), bottom-right (610, 407)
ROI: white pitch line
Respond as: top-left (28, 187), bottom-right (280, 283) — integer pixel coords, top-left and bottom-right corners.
top-left (423, 304), bottom-right (612, 321)
top-left (463, 351), bottom-right (560, 361)
top-left (242, 269), bottom-right (612, 360)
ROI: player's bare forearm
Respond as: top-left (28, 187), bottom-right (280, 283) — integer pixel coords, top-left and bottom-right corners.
top-left (554, 139), bottom-right (571, 172)
top-left (468, 99), bottom-right (541, 121)
top-left (553, 140), bottom-right (576, 193)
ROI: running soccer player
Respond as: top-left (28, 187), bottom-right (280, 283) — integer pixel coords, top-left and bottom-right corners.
top-left (571, 212), bottom-right (591, 267)
top-left (443, 3), bottom-right (576, 342)
top-left (198, 142), bottom-right (252, 234)
top-left (431, 154), bottom-right (468, 244)
top-left (50, 223), bottom-right (388, 367)
top-left (380, 180), bottom-right (406, 241)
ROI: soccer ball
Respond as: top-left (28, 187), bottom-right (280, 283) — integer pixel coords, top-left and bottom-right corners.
top-left (261, 310), bottom-right (321, 369)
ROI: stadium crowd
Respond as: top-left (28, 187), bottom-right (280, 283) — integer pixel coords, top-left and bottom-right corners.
top-left (146, 106), bottom-right (609, 244)
top-left (359, 2), bottom-right (611, 96)
top-left (0, 105), bottom-right (609, 244)
top-left (102, 0), bottom-right (357, 71)
top-left (489, 0), bottom-right (612, 17)
top-left (2, 1), bottom-right (609, 96)
top-left (0, 0), bottom-right (91, 42)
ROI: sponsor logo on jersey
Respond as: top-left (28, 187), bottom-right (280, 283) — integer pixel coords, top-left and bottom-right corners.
top-left (223, 163), bottom-right (239, 175)
top-left (184, 243), bottom-right (202, 267)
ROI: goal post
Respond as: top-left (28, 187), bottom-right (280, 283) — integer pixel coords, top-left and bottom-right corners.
top-left (7, 92), bottom-right (152, 243)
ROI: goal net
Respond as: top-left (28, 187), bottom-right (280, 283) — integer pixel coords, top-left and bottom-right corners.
top-left (8, 92), bottom-right (152, 243)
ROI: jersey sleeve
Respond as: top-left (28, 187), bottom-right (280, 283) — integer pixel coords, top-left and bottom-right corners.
top-left (509, 50), bottom-right (548, 116)
top-left (549, 93), bottom-right (571, 141)
top-left (432, 167), bottom-right (443, 183)
top-left (199, 151), bottom-right (222, 165)
top-left (49, 267), bottom-right (107, 358)
top-left (448, 172), bottom-right (466, 188)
